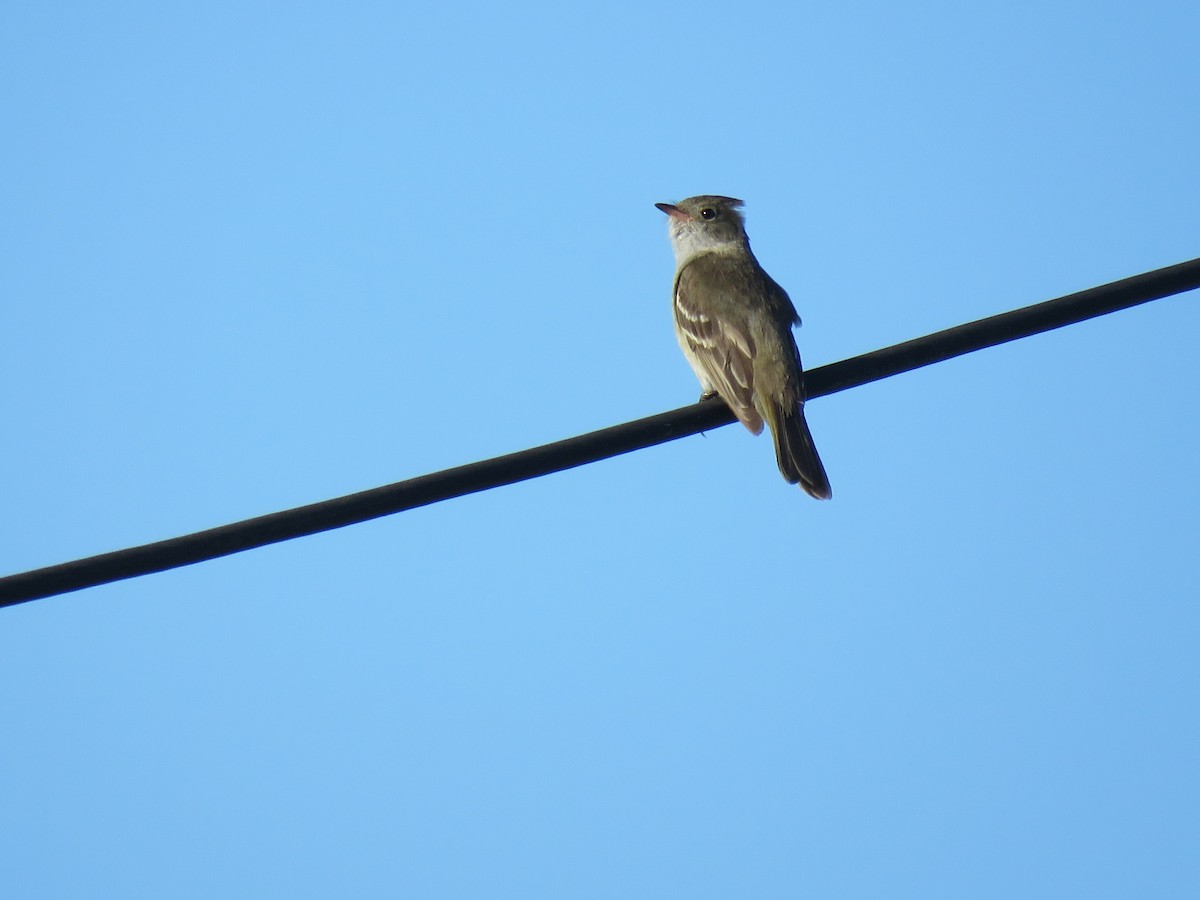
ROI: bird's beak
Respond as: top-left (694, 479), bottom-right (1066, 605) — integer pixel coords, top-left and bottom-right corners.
top-left (655, 202), bottom-right (689, 220)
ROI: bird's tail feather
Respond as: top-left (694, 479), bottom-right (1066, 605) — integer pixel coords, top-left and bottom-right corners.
top-left (770, 404), bottom-right (832, 500)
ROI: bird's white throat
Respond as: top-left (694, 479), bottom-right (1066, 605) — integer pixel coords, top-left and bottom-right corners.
top-left (666, 219), bottom-right (748, 268)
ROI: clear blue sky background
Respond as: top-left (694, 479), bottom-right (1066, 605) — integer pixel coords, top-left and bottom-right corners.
top-left (3, 2), bottom-right (1198, 897)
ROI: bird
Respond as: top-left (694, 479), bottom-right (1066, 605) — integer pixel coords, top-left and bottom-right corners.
top-left (656, 195), bottom-right (832, 499)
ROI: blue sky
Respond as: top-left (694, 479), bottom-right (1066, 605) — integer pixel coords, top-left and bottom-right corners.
top-left (3, 2), bottom-right (1198, 897)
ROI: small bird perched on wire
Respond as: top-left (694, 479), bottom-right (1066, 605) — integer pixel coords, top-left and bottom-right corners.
top-left (656, 195), bottom-right (832, 499)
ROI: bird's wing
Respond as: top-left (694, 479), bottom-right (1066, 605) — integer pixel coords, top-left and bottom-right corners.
top-left (674, 259), bottom-right (763, 434)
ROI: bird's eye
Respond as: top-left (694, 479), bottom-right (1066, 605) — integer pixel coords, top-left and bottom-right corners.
top-left (700, 208), bottom-right (717, 220)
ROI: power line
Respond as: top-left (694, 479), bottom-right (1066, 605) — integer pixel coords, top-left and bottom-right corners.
top-left (3, 256), bottom-right (1198, 609)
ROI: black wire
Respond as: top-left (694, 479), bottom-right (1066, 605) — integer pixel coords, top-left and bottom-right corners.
top-left (3, 256), bottom-right (1198, 608)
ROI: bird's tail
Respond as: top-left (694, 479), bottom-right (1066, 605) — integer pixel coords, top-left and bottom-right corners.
top-left (769, 403), bottom-right (832, 500)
